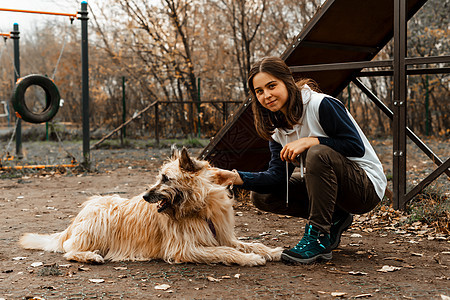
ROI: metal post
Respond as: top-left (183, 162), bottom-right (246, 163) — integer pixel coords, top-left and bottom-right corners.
top-left (393, 0), bottom-right (407, 210)
top-left (425, 74), bottom-right (430, 136)
top-left (197, 77), bottom-right (201, 138)
top-left (11, 23), bottom-right (22, 158)
top-left (155, 102), bottom-right (159, 147)
top-left (79, 1), bottom-right (90, 167)
top-left (122, 76), bottom-right (126, 140)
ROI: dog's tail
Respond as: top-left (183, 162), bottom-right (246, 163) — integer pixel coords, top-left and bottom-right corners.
top-left (20, 231), bottom-right (66, 252)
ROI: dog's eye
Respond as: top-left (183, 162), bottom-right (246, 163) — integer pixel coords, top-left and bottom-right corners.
top-left (161, 174), bottom-right (169, 183)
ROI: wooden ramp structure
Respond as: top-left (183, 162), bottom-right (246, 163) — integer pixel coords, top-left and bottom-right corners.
top-left (200, 0), bottom-right (450, 209)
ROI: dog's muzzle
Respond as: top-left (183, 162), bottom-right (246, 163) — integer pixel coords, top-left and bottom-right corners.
top-left (143, 192), bottom-right (170, 213)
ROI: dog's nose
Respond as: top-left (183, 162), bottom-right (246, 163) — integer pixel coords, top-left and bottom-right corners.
top-left (143, 193), bottom-right (150, 202)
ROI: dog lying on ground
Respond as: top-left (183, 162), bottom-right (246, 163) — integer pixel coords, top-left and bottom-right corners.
top-left (20, 147), bottom-right (282, 266)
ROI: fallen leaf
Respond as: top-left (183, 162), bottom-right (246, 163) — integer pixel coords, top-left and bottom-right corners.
top-left (348, 271), bottom-right (368, 276)
top-left (383, 257), bottom-right (404, 262)
top-left (411, 253), bottom-right (423, 257)
top-left (377, 265), bottom-right (401, 272)
top-left (31, 262), bottom-right (43, 267)
top-left (441, 295), bottom-right (450, 300)
top-left (207, 276), bottom-right (221, 282)
top-left (12, 257), bottom-right (27, 261)
top-left (234, 273), bottom-right (241, 279)
top-left (221, 275), bottom-right (231, 279)
top-left (433, 253), bottom-right (442, 264)
top-left (350, 233), bottom-right (362, 238)
top-left (354, 293), bottom-right (373, 298)
top-left (41, 286), bottom-right (56, 290)
top-left (89, 279), bottom-right (105, 283)
top-left (79, 267), bottom-right (91, 271)
top-left (114, 266), bottom-right (128, 270)
top-left (331, 291), bottom-right (347, 297)
top-left (154, 284), bottom-right (171, 290)
top-left (59, 264), bottom-right (72, 268)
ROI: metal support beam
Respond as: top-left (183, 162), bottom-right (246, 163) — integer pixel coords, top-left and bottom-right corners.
top-left (358, 67), bottom-right (450, 77)
top-left (289, 55), bottom-right (450, 73)
top-left (11, 23), bottom-right (22, 159)
top-left (290, 60), bottom-right (393, 73)
top-left (79, 1), bottom-right (90, 168)
top-left (392, 0), bottom-right (408, 210)
top-left (352, 78), bottom-right (450, 179)
top-left (404, 158), bottom-right (450, 203)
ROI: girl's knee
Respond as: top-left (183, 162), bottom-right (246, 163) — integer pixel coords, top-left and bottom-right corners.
top-left (305, 144), bottom-right (335, 166)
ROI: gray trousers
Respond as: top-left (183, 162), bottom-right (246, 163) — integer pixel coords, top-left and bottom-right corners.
top-left (250, 144), bottom-right (381, 234)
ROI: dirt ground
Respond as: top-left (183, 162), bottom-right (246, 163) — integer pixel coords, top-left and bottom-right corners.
top-left (0, 139), bottom-right (449, 299)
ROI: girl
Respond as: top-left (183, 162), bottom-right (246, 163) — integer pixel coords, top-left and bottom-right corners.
top-left (213, 56), bottom-right (387, 264)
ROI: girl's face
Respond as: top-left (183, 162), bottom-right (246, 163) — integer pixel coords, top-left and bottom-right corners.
top-left (253, 72), bottom-right (289, 114)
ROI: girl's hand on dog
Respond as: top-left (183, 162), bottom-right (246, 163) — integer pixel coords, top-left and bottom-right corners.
top-left (209, 168), bottom-right (243, 186)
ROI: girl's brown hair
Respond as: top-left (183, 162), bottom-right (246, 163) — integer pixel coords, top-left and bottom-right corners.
top-left (247, 56), bottom-right (318, 140)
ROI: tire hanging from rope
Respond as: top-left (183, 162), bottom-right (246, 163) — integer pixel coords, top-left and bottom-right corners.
top-left (11, 74), bottom-right (61, 124)
top-left (10, 24), bottom-right (68, 124)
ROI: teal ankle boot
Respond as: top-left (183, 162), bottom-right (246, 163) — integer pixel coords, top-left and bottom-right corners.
top-left (281, 224), bottom-right (332, 264)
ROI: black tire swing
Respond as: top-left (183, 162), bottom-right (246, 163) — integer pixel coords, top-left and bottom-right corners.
top-left (11, 74), bottom-right (61, 124)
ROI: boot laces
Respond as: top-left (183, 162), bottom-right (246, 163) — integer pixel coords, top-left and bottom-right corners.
top-left (293, 225), bottom-right (325, 251)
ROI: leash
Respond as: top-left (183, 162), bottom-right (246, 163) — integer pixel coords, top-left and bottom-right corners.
top-left (285, 130), bottom-right (305, 207)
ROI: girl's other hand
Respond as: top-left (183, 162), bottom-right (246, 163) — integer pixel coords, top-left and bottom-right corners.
top-left (280, 137), bottom-right (319, 163)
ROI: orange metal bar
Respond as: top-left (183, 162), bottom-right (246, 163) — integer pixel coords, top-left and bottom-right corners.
top-left (0, 163), bottom-right (78, 170)
top-left (0, 33), bottom-right (11, 38)
top-left (0, 8), bottom-right (78, 19)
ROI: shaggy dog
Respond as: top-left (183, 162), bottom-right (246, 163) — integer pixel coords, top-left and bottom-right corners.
top-left (20, 147), bottom-right (283, 266)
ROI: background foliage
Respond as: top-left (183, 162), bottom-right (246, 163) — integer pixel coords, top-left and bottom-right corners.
top-left (0, 0), bottom-right (448, 140)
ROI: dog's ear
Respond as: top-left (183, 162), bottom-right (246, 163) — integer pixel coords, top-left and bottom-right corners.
top-left (171, 144), bottom-right (179, 160)
top-left (179, 147), bottom-right (200, 172)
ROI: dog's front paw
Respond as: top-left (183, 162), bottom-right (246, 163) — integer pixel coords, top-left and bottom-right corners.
top-left (88, 253), bottom-right (105, 264)
top-left (242, 253), bottom-right (266, 266)
top-left (267, 247), bottom-right (284, 261)
top-left (64, 250), bottom-right (105, 264)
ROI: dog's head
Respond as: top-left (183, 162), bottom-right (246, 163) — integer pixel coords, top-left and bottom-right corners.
top-left (143, 146), bottom-right (212, 217)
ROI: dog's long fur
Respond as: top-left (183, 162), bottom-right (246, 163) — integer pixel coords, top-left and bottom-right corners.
top-left (20, 147), bottom-right (282, 266)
